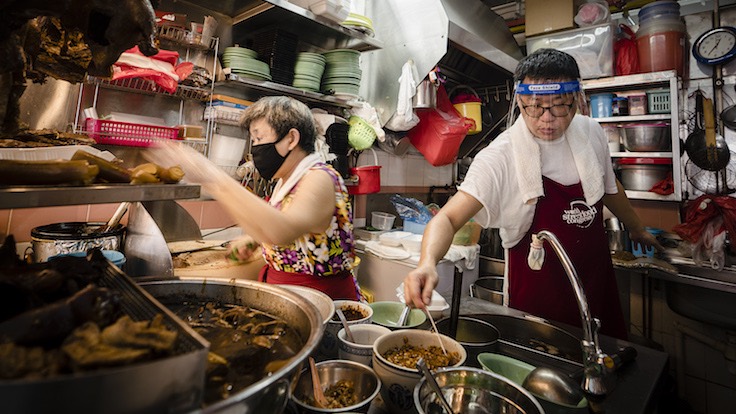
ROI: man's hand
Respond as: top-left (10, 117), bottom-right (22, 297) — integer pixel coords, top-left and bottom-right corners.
top-left (629, 227), bottom-right (664, 253)
top-left (404, 264), bottom-right (439, 309)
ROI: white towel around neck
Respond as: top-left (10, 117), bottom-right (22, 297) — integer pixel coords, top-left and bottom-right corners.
top-left (509, 115), bottom-right (604, 206)
top-left (269, 153), bottom-right (322, 206)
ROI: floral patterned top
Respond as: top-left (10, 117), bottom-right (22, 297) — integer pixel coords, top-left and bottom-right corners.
top-left (261, 163), bottom-right (360, 278)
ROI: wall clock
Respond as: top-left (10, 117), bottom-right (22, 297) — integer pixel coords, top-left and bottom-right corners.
top-left (692, 26), bottom-right (736, 65)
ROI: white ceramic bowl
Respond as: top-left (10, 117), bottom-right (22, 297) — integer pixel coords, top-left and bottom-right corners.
top-left (318, 300), bottom-right (373, 359)
top-left (372, 329), bottom-right (467, 413)
top-left (338, 324), bottom-right (391, 366)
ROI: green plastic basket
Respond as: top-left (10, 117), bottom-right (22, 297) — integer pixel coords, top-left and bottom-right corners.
top-left (348, 115), bottom-right (377, 150)
top-left (646, 89), bottom-right (670, 114)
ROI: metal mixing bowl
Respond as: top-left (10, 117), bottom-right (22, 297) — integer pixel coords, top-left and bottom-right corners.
top-left (622, 123), bottom-right (671, 152)
top-left (414, 366), bottom-right (544, 414)
top-left (292, 360), bottom-right (381, 413)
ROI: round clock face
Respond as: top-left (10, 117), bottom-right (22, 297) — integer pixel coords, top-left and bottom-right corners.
top-left (693, 27), bottom-right (736, 65)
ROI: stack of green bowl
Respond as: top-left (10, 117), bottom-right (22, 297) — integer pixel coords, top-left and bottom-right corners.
top-left (321, 49), bottom-right (362, 98)
top-left (222, 46), bottom-right (272, 81)
top-left (292, 52), bottom-right (326, 92)
top-left (342, 12), bottom-right (375, 37)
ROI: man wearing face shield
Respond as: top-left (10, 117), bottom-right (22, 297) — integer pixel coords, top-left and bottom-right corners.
top-left (403, 49), bottom-right (661, 339)
top-left (153, 96), bottom-right (362, 300)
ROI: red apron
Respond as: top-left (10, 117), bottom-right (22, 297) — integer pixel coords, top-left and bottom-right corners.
top-left (258, 265), bottom-right (360, 301)
top-left (507, 177), bottom-right (628, 340)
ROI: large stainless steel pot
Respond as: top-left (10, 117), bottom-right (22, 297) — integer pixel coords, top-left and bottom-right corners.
top-left (139, 278), bottom-right (325, 414)
top-left (31, 221), bottom-right (125, 262)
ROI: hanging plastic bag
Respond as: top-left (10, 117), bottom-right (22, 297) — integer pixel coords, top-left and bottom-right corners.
top-left (574, 0), bottom-right (611, 27)
top-left (614, 24), bottom-right (639, 76)
top-left (407, 85), bottom-right (473, 166)
top-left (385, 59), bottom-right (421, 132)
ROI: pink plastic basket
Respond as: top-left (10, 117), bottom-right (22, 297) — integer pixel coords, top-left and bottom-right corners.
top-left (85, 118), bottom-right (181, 147)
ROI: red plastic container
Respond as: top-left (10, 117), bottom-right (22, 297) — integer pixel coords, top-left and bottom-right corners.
top-left (408, 108), bottom-right (472, 166)
top-left (85, 118), bottom-right (181, 147)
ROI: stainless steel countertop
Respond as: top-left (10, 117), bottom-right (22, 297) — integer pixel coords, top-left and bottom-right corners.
top-left (615, 257), bottom-right (736, 294)
top-left (459, 297), bottom-right (670, 414)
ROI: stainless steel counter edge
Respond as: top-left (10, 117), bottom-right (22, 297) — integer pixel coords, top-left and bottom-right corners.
top-left (615, 260), bottom-right (736, 295)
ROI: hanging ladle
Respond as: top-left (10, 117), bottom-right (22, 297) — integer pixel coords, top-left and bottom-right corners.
top-left (309, 357), bottom-right (329, 408)
top-left (417, 358), bottom-right (454, 414)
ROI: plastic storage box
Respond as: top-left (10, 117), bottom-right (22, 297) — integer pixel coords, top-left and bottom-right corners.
top-left (646, 89), bottom-right (671, 114)
top-left (628, 94), bottom-right (648, 115)
top-left (526, 22), bottom-right (615, 79)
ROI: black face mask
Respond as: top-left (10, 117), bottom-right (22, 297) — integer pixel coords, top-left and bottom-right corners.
top-left (251, 141), bottom-right (290, 181)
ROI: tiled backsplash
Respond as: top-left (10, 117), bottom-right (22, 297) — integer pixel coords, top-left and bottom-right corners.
top-left (1, 200), bottom-right (237, 242)
top-left (356, 148), bottom-right (454, 187)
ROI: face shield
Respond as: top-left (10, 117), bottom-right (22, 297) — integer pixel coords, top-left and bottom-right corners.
top-left (506, 80), bottom-right (588, 130)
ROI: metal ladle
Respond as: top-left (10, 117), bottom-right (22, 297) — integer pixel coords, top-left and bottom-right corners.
top-left (416, 358), bottom-right (454, 414)
top-left (335, 308), bottom-right (355, 343)
top-left (522, 366), bottom-right (584, 407)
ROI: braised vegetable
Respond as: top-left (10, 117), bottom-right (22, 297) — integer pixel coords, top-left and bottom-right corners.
top-left (159, 166), bottom-right (184, 183)
top-left (0, 159), bottom-right (98, 185)
top-left (72, 150), bottom-right (131, 183)
top-left (383, 337), bottom-right (460, 370)
top-left (130, 170), bottom-right (160, 185)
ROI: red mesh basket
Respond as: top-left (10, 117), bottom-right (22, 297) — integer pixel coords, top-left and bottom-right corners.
top-left (85, 118), bottom-right (181, 147)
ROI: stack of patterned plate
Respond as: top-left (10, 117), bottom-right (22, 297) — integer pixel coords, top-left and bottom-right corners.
top-left (293, 52), bottom-right (326, 92)
top-left (221, 46), bottom-right (272, 81)
top-left (342, 13), bottom-right (375, 37)
top-left (321, 49), bottom-right (362, 99)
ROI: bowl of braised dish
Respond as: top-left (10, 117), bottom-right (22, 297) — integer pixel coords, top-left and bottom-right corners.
top-left (372, 329), bottom-right (466, 413)
top-left (292, 359), bottom-right (381, 413)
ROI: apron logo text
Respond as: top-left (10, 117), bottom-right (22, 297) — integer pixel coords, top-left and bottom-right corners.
top-left (562, 200), bottom-right (597, 228)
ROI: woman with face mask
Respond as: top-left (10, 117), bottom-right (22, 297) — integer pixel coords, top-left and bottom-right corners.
top-left (153, 96), bottom-right (361, 300)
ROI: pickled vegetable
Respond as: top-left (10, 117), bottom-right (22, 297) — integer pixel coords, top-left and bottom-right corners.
top-left (0, 159), bottom-right (98, 185)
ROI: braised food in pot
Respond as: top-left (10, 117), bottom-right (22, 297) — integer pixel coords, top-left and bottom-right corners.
top-left (331, 305), bottom-right (366, 322)
top-left (167, 301), bottom-right (303, 405)
top-left (305, 379), bottom-right (358, 409)
top-left (382, 337), bottom-right (460, 370)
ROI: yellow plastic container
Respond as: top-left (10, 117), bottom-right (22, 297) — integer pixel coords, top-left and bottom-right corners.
top-left (454, 102), bottom-right (482, 135)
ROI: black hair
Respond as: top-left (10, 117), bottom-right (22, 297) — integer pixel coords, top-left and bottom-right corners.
top-left (514, 49), bottom-right (581, 83)
top-left (240, 96), bottom-right (317, 153)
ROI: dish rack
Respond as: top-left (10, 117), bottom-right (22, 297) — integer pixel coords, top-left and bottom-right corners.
top-left (85, 118), bottom-right (181, 147)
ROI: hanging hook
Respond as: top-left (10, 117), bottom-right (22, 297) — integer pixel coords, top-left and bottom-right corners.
top-left (495, 87), bottom-right (500, 102)
top-left (505, 80), bottom-right (511, 100)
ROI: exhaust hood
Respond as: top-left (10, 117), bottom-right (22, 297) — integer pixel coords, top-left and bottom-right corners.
top-left (361, 0), bottom-right (523, 125)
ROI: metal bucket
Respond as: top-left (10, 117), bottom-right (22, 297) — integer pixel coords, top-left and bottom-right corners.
top-left (413, 79), bottom-right (438, 109)
top-left (471, 276), bottom-right (505, 305)
top-left (31, 222), bottom-right (125, 262)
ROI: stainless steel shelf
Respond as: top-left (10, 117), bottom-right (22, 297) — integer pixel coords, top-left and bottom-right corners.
top-left (0, 184), bottom-right (201, 209)
top-left (624, 190), bottom-right (678, 201)
top-left (87, 76), bottom-right (211, 101)
top-left (234, 0), bottom-right (382, 52)
top-left (611, 152), bottom-right (674, 158)
top-left (595, 114), bottom-right (671, 123)
top-left (215, 73), bottom-right (354, 108)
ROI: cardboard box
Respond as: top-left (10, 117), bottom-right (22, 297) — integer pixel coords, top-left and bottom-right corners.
top-left (525, 0), bottom-right (574, 37)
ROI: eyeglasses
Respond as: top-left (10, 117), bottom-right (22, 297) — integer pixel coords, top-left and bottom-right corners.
top-left (521, 102), bottom-right (575, 118)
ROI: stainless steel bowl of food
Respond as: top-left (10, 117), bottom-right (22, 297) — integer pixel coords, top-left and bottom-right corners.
top-left (139, 278), bottom-right (325, 414)
top-left (292, 359), bottom-right (381, 413)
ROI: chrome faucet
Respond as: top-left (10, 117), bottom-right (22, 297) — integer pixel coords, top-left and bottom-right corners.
top-left (534, 230), bottom-right (609, 396)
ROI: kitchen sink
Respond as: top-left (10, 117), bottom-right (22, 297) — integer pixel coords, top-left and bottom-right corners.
top-left (443, 313), bottom-right (584, 378)
top-left (666, 259), bottom-right (736, 330)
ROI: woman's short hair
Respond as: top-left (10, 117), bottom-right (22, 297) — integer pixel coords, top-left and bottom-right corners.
top-left (514, 48), bottom-right (581, 83)
top-left (240, 96), bottom-right (317, 152)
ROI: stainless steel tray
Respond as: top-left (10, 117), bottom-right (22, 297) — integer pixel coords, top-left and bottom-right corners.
top-left (0, 255), bottom-right (209, 414)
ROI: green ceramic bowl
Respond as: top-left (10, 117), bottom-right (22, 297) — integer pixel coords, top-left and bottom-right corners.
top-left (368, 301), bottom-right (426, 329)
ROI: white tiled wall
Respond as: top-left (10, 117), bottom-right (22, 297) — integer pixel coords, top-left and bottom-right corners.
top-left (355, 147), bottom-right (455, 187)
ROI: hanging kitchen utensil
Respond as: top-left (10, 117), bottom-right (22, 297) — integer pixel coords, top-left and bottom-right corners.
top-left (684, 91), bottom-right (705, 158)
top-left (689, 97), bottom-right (730, 171)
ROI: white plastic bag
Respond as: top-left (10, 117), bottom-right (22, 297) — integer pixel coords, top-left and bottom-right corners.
top-left (385, 59), bottom-right (420, 132)
top-left (574, 0), bottom-right (610, 27)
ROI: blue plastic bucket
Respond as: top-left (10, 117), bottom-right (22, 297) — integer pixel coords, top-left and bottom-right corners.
top-left (631, 227), bottom-right (663, 258)
top-left (590, 93), bottom-right (614, 118)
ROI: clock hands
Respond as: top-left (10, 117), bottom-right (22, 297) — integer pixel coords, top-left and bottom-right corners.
top-left (709, 37), bottom-right (723, 55)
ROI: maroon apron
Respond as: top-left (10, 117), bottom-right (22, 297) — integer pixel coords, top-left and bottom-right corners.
top-left (258, 265), bottom-right (360, 301)
top-left (507, 177), bottom-right (628, 339)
